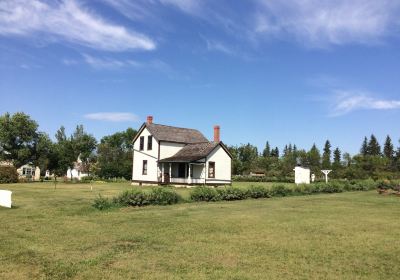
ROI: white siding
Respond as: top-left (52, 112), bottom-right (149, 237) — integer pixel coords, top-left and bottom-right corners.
top-left (132, 128), bottom-right (159, 182)
top-left (206, 145), bottom-right (231, 184)
top-left (159, 142), bottom-right (185, 159)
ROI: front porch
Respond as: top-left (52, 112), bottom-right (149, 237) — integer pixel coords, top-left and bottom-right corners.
top-left (159, 162), bottom-right (206, 185)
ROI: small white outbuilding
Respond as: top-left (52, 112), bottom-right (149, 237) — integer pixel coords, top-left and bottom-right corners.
top-left (294, 166), bottom-right (311, 185)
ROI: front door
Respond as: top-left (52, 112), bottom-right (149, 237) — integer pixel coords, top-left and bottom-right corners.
top-left (178, 163), bottom-right (185, 178)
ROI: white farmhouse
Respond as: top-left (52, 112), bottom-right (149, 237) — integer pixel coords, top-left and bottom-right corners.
top-left (132, 116), bottom-right (232, 186)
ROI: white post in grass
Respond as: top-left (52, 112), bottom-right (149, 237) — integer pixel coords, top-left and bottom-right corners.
top-left (321, 170), bottom-right (332, 184)
top-left (0, 190), bottom-right (12, 208)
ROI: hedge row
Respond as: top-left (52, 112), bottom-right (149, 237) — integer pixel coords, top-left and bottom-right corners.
top-left (93, 179), bottom-right (399, 210)
top-left (232, 175), bottom-right (294, 183)
top-left (93, 187), bottom-right (181, 210)
top-left (190, 179), bottom-right (399, 202)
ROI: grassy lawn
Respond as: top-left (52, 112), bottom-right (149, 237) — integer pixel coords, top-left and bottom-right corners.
top-left (1, 182), bottom-right (399, 279)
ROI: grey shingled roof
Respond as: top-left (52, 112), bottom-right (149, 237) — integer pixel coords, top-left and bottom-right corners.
top-left (146, 123), bottom-right (208, 144)
top-left (159, 142), bottom-right (219, 163)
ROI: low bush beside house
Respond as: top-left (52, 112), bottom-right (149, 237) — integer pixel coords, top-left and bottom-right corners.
top-left (270, 184), bottom-right (292, 197)
top-left (190, 186), bottom-right (220, 202)
top-left (216, 187), bottom-right (248, 201)
top-left (92, 195), bottom-right (114, 210)
top-left (113, 189), bottom-right (151, 207)
top-left (93, 187), bottom-right (183, 210)
top-left (148, 187), bottom-right (181, 205)
top-left (246, 185), bottom-right (271, 199)
top-left (0, 166), bottom-right (19, 184)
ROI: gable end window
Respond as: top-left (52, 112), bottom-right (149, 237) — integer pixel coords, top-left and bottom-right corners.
top-left (139, 136), bottom-right (144, 151)
top-left (142, 160), bottom-right (148, 175)
top-left (147, 136), bottom-right (153, 150)
top-left (208, 162), bottom-right (215, 178)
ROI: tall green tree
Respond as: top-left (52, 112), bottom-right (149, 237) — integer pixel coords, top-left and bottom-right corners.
top-left (270, 147), bottom-right (279, 158)
top-left (97, 128), bottom-right (137, 179)
top-left (262, 141), bottom-right (271, 158)
top-left (383, 135), bottom-right (394, 160)
top-left (368, 134), bottom-right (381, 156)
top-left (0, 112), bottom-right (39, 167)
top-left (360, 137), bottom-right (368, 156)
top-left (322, 140), bottom-right (332, 169)
top-left (332, 147), bottom-right (341, 169)
top-left (307, 144), bottom-right (321, 174)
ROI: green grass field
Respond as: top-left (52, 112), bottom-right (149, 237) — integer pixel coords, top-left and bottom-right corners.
top-left (1, 182), bottom-right (399, 279)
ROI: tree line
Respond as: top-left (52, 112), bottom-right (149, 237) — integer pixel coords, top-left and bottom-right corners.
top-left (1, 112), bottom-right (399, 180)
top-left (0, 112), bottom-right (137, 179)
top-left (228, 134), bottom-right (400, 180)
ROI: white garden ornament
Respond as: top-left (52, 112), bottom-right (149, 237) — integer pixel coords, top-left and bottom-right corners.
top-left (321, 170), bottom-right (332, 184)
top-left (0, 190), bottom-right (12, 208)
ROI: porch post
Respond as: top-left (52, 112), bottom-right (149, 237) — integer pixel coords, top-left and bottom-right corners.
top-left (169, 163), bottom-right (172, 180)
top-left (188, 163), bottom-right (191, 185)
top-left (204, 163), bottom-right (206, 185)
top-left (161, 163), bottom-right (164, 183)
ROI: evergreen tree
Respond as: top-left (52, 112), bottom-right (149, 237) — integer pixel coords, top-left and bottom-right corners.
top-left (307, 144), bottom-right (321, 173)
top-left (383, 135), bottom-right (394, 160)
top-left (283, 145), bottom-right (288, 157)
top-left (368, 134), bottom-right (381, 156)
top-left (271, 147), bottom-right (279, 158)
top-left (322, 140), bottom-right (332, 169)
top-left (333, 147), bottom-right (341, 169)
top-left (360, 136), bottom-right (368, 156)
top-left (262, 141), bottom-right (271, 158)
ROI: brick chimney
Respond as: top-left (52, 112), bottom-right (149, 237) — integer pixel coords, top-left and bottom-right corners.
top-left (214, 125), bottom-right (220, 142)
top-left (146, 115), bottom-right (153, 124)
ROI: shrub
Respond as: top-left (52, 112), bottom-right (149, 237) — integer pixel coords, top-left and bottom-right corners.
top-left (113, 189), bottom-right (150, 207)
top-left (377, 180), bottom-right (394, 190)
top-left (92, 195), bottom-right (114, 210)
top-left (217, 187), bottom-right (248, 201)
top-left (149, 188), bottom-right (181, 205)
top-left (270, 184), bottom-right (292, 197)
top-left (0, 166), bottom-right (19, 184)
top-left (246, 185), bottom-right (271, 199)
top-left (190, 187), bottom-right (220, 202)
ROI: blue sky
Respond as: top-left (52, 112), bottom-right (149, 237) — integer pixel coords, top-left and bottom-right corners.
top-left (1, 0), bottom-right (400, 155)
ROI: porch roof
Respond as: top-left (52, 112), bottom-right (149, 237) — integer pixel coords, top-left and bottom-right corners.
top-left (159, 142), bottom-right (218, 163)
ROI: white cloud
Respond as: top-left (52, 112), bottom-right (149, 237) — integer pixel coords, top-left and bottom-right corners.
top-left (331, 90), bottom-right (400, 116)
top-left (0, 0), bottom-right (156, 52)
top-left (84, 112), bottom-right (139, 122)
top-left (205, 39), bottom-right (235, 55)
top-left (82, 54), bottom-right (141, 69)
top-left (254, 0), bottom-right (400, 47)
top-left (62, 58), bottom-right (79, 66)
top-left (159, 0), bottom-right (202, 15)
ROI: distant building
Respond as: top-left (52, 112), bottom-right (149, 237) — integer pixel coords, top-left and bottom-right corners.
top-left (16, 163), bottom-right (40, 181)
top-left (66, 156), bottom-right (88, 180)
top-left (294, 166), bottom-right (310, 185)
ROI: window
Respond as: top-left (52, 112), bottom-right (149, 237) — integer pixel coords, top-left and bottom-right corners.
top-left (139, 136), bottom-right (144, 151)
top-left (208, 162), bottom-right (215, 178)
top-left (147, 136), bottom-right (153, 150)
top-left (142, 160), bottom-right (148, 175)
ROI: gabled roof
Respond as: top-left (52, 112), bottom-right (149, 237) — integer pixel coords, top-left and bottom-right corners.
top-left (134, 123), bottom-right (209, 144)
top-left (159, 142), bottom-right (219, 163)
top-left (159, 141), bottom-right (232, 163)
